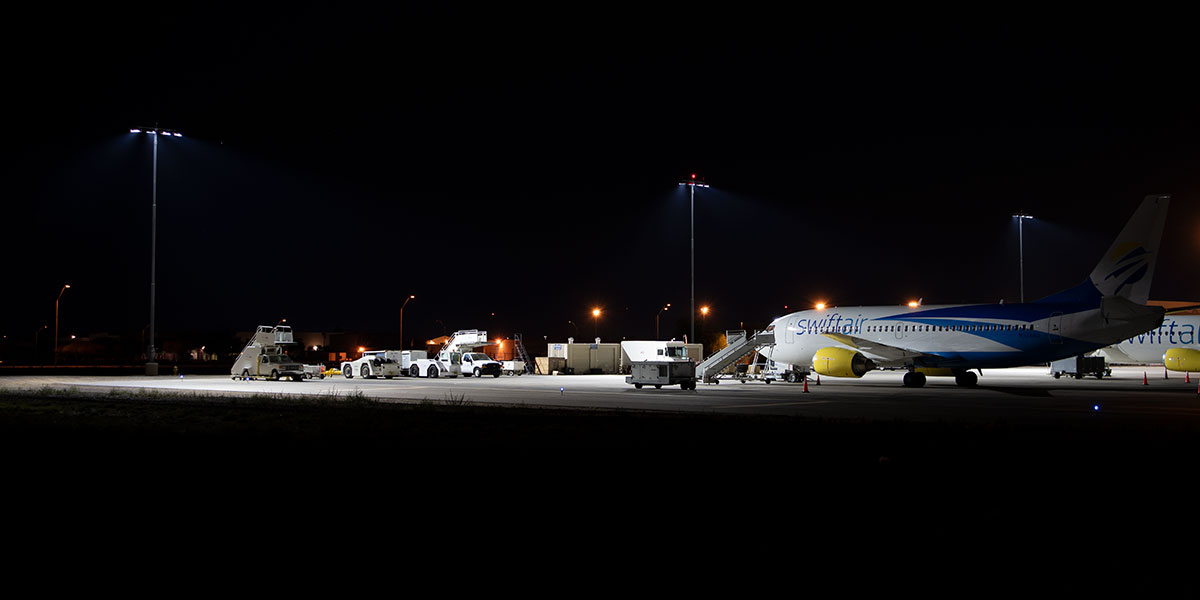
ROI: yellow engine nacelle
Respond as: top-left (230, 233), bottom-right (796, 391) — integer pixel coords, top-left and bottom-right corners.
top-left (812, 347), bottom-right (876, 378)
top-left (1164, 348), bottom-right (1200, 372)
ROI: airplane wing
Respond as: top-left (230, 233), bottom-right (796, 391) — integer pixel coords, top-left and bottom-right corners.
top-left (820, 332), bottom-right (936, 366)
top-left (1165, 304), bottom-right (1200, 315)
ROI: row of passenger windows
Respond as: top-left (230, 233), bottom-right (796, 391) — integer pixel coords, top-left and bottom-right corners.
top-left (811, 324), bottom-right (1036, 333)
top-left (863, 324), bottom-right (1032, 333)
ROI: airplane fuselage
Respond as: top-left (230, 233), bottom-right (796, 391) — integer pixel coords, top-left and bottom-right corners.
top-left (1100, 315), bottom-right (1200, 364)
top-left (766, 297), bottom-right (1164, 373)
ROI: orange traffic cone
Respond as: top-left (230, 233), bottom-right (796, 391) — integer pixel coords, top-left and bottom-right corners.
top-left (1143, 371), bottom-right (1149, 386)
top-left (816, 374), bottom-right (821, 386)
top-left (1187, 372), bottom-right (1191, 384)
top-left (802, 377), bottom-right (810, 393)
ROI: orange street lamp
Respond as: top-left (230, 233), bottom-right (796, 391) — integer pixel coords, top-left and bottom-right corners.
top-left (815, 302), bottom-right (827, 311)
top-left (592, 308), bottom-right (601, 338)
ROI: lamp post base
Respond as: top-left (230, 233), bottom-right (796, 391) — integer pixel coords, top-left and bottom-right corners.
top-left (145, 362), bottom-right (159, 376)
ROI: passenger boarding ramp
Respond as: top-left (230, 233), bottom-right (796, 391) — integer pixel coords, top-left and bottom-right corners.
top-left (696, 328), bottom-right (775, 383)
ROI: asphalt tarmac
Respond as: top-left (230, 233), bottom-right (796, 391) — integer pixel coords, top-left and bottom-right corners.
top-left (4, 365), bottom-right (1199, 426)
top-left (4, 365), bottom-right (1198, 593)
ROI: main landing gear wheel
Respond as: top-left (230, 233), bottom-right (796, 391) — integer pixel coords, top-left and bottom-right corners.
top-left (955, 371), bottom-right (978, 387)
top-left (903, 371), bottom-right (927, 388)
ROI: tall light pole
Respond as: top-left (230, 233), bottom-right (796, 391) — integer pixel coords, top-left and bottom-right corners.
top-left (568, 320), bottom-right (578, 340)
top-left (132, 126), bottom-right (182, 375)
top-left (400, 295), bottom-right (415, 349)
top-left (1013, 212), bottom-right (1033, 302)
top-left (656, 303), bottom-right (671, 340)
top-left (592, 308), bottom-right (601, 340)
top-left (54, 284), bottom-right (70, 365)
top-left (678, 174), bottom-right (709, 343)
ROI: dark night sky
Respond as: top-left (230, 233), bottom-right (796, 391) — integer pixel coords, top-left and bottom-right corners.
top-left (5, 6), bottom-right (1200, 349)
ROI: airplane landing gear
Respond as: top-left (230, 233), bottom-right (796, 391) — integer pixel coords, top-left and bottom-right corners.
top-left (954, 371), bottom-right (978, 387)
top-left (902, 371), bottom-right (927, 388)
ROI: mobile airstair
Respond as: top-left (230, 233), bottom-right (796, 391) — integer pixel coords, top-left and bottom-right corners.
top-left (695, 328), bottom-right (776, 384)
top-left (513, 333), bottom-right (538, 374)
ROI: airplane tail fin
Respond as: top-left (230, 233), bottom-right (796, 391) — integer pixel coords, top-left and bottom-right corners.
top-left (1087, 194), bottom-right (1170, 304)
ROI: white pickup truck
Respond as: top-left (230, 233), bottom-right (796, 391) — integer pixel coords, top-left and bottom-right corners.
top-left (341, 351), bottom-right (403, 379)
top-left (461, 352), bottom-right (502, 377)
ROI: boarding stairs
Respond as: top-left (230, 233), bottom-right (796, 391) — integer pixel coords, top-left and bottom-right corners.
top-left (513, 333), bottom-right (538, 374)
top-left (436, 329), bottom-right (490, 358)
top-left (696, 328), bottom-right (776, 383)
top-left (233, 325), bottom-right (295, 368)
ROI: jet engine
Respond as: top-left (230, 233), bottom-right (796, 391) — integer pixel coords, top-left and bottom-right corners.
top-left (812, 347), bottom-right (876, 378)
top-left (1163, 348), bottom-right (1200, 372)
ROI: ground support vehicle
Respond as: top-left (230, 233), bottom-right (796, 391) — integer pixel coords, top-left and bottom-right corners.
top-left (461, 352), bottom-right (502, 377)
top-left (501, 360), bottom-right (526, 375)
top-left (303, 364), bottom-right (326, 379)
top-left (731, 357), bottom-right (803, 384)
top-left (342, 351), bottom-right (403, 379)
top-left (1050, 355), bottom-right (1111, 379)
top-left (436, 330), bottom-right (492, 375)
top-left (386, 350), bottom-right (456, 378)
top-left (231, 325), bottom-right (305, 381)
top-left (626, 360), bottom-right (697, 390)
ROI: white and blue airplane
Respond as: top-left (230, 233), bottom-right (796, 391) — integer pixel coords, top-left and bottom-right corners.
top-left (761, 195), bottom-right (1171, 387)
top-left (1099, 311), bottom-right (1200, 373)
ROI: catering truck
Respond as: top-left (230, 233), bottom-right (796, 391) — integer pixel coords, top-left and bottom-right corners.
top-left (622, 339), bottom-right (697, 390)
top-left (231, 325), bottom-right (306, 381)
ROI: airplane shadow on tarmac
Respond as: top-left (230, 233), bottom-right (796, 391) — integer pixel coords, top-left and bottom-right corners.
top-left (973, 385), bottom-right (1054, 397)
